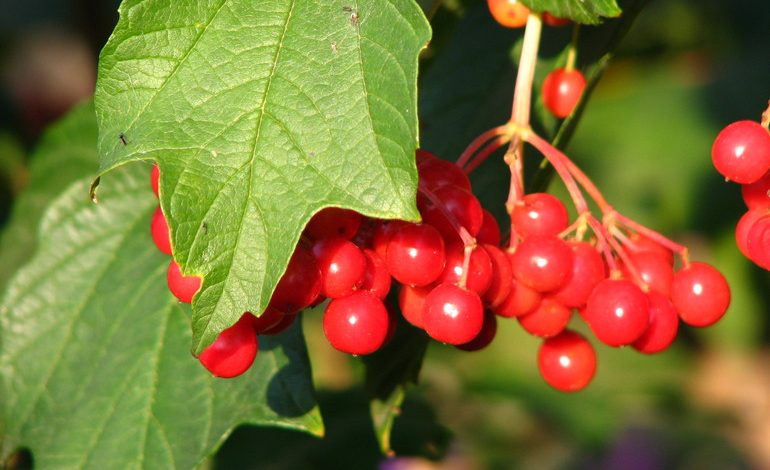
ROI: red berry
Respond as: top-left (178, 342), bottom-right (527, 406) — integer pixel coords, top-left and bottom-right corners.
top-left (438, 243), bottom-right (493, 295)
top-left (305, 207), bottom-right (362, 240)
top-left (260, 313), bottom-right (297, 336)
top-left (583, 279), bottom-right (649, 347)
top-left (398, 284), bottom-right (431, 329)
top-left (632, 292), bottom-right (679, 354)
top-left (736, 210), bottom-right (766, 258)
top-left (251, 307), bottom-right (285, 333)
top-left (518, 297), bottom-right (571, 338)
top-left (671, 262), bottom-right (730, 327)
top-left (418, 185), bottom-right (484, 239)
top-left (167, 259), bottom-right (202, 303)
top-left (477, 209), bottom-right (502, 246)
top-left (542, 68), bottom-right (586, 119)
top-left (386, 223), bottom-right (446, 286)
top-left (198, 313), bottom-right (258, 378)
top-left (538, 330), bottom-right (596, 392)
top-left (151, 206), bottom-right (172, 255)
top-left (372, 220), bottom-right (407, 260)
top-left (418, 156), bottom-right (472, 192)
top-left (552, 241), bottom-right (606, 308)
top-left (270, 246), bottom-right (323, 313)
top-left (712, 120), bottom-right (770, 184)
top-left (360, 249), bottom-right (392, 299)
top-left (456, 310), bottom-right (498, 352)
top-left (482, 244), bottom-right (514, 307)
top-left (741, 170), bottom-right (770, 209)
top-left (627, 232), bottom-right (673, 265)
top-left (416, 148), bottom-right (439, 164)
top-left (542, 12), bottom-right (570, 27)
top-left (423, 283), bottom-right (484, 345)
top-left (747, 213), bottom-right (770, 268)
top-left (512, 192), bottom-right (569, 238)
top-left (487, 0), bottom-right (529, 28)
top-left (493, 277), bottom-right (541, 318)
top-left (511, 235), bottom-right (573, 292)
top-left (323, 291), bottom-right (389, 355)
top-left (312, 237), bottom-right (367, 299)
top-left (624, 251), bottom-right (674, 297)
top-left (151, 164), bottom-right (160, 198)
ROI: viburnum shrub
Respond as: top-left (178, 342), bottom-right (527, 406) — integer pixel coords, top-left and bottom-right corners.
top-left (139, 12), bottom-right (734, 392)
top-left (5, 1), bottom-right (754, 466)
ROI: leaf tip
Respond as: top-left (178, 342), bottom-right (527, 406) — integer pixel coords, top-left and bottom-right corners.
top-left (89, 177), bottom-right (101, 203)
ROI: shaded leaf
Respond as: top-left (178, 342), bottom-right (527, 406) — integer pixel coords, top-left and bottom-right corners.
top-left (0, 165), bottom-right (322, 469)
top-left (524, 0), bottom-right (622, 24)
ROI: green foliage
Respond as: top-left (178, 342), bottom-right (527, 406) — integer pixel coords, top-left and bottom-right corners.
top-left (523, 0), bottom-right (622, 24)
top-left (95, 0), bottom-right (431, 354)
top-left (0, 109), bottom-right (321, 469)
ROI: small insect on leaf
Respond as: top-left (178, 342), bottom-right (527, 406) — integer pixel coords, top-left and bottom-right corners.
top-left (119, 133), bottom-right (128, 146)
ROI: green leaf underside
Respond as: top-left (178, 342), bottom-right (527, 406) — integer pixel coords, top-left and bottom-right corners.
top-left (523, 0), bottom-right (621, 24)
top-left (95, 0), bottom-right (431, 354)
top-left (0, 101), bottom-right (98, 292)
top-left (0, 165), bottom-right (322, 469)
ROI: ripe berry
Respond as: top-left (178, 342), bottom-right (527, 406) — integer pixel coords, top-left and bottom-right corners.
top-left (323, 291), bottom-right (389, 355)
top-left (627, 232), bottom-right (673, 265)
top-left (305, 207), bottom-right (362, 240)
top-left (423, 283), bottom-right (484, 345)
top-left (512, 192), bottom-right (569, 238)
top-left (487, 0), bottom-right (529, 28)
top-left (517, 297), bottom-right (571, 338)
top-left (438, 244), bottom-right (493, 295)
top-left (583, 279), bottom-right (649, 347)
top-left (250, 307), bottom-right (284, 334)
top-left (741, 170), bottom-right (770, 209)
top-left (270, 246), bottom-right (323, 313)
top-left (511, 235), bottom-right (573, 292)
top-left (746, 214), bottom-right (770, 268)
top-left (151, 206), bottom-right (172, 255)
top-left (477, 209), bottom-right (502, 246)
top-left (632, 292), bottom-right (679, 354)
top-left (482, 244), bottom-right (514, 307)
top-left (260, 313), bottom-right (297, 336)
top-left (418, 185), bottom-right (484, 239)
top-left (552, 241), bottom-right (605, 308)
top-left (712, 120), bottom-right (770, 184)
top-left (312, 237), bottom-right (367, 299)
top-left (671, 262), bottom-right (730, 327)
top-left (198, 313), bottom-right (258, 378)
top-left (418, 156), bottom-right (472, 192)
top-left (542, 68), bottom-right (586, 119)
top-left (624, 251), bottom-right (674, 297)
top-left (151, 164), bottom-right (160, 198)
top-left (736, 210), bottom-right (765, 258)
top-left (360, 249), bottom-right (392, 299)
top-left (386, 223), bottom-right (446, 286)
top-left (538, 330), bottom-right (596, 392)
top-left (372, 220), bottom-right (407, 260)
top-left (398, 284), bottom-right (432, 329)
top-left (542, 12), bottom-right (570, 27)
top-left (493, 277), bottom-right (541, 318)
top-left (167, 259), bottom-right (202, 303)
top-left (456, 310), bottom-right (497, 352)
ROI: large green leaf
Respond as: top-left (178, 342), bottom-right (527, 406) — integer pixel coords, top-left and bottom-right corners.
top-left (523, 0), bottom-right (622, 24)
top-left (95, 0), bottom-right (431, 354)
top-left (0, 101), bottom-right (97, 291)
top-left (0, 166), bottom-right (322, 469)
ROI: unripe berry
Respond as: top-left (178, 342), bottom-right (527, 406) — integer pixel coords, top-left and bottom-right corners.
top-left (487, 0), bottom-right (529, 28)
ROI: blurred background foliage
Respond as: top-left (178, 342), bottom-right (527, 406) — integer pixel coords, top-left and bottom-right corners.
top-left (1, 0), bottom-right (770, 469)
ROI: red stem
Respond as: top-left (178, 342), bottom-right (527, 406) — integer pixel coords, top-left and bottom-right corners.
top-left (463, 135), bottom-right (511, 174)
top-left (456, 125), bottom-right (510, 169)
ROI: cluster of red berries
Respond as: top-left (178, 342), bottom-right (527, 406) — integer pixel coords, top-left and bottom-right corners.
top-left (711, 118), bottom-right (770, 268)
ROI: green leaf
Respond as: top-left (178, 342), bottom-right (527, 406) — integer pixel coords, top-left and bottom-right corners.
top-left (364, 319), bottom-right (429, 454)
top-left (95, 0), bottom-right (431, 354)
top-left (0, 165), bottom-right (322, 468)
top-left (0, 101), bottom-right (97, 291)
top-left (523, 0), bottom-right (622, 24)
